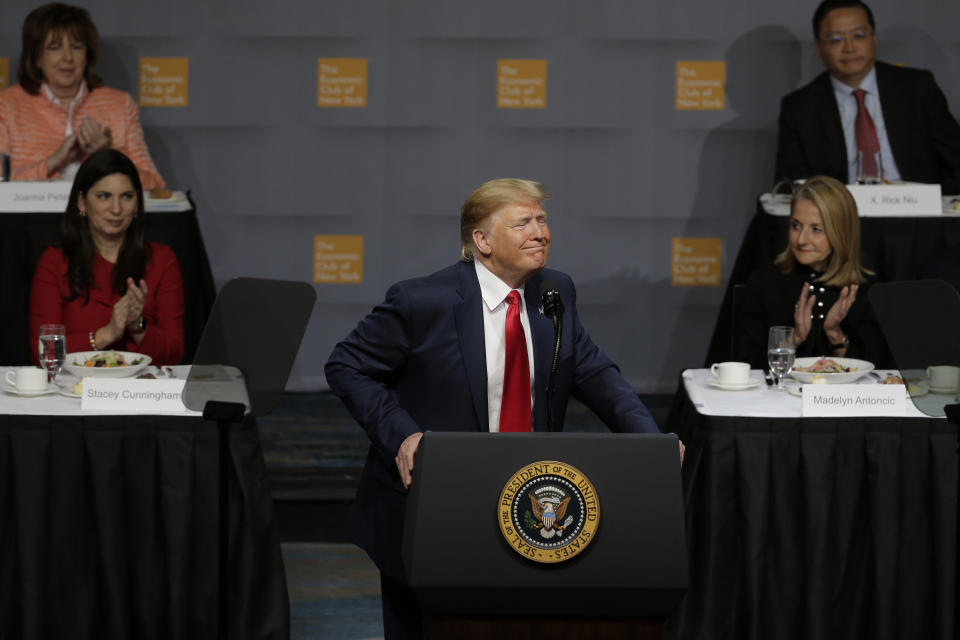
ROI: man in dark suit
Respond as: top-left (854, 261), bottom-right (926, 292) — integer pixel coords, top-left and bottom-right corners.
top-left (775, 0), bottom-right (960, 193)
top-left (325, 178), bottom-right (673, 639)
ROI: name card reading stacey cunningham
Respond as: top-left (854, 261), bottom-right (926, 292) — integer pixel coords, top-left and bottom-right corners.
top-left (82, 378), bottom-right (188, 413)
top-left (801, 383), bottom-right (906, 417)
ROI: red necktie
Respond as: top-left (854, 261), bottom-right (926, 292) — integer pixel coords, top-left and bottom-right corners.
top-left (499, 290), bottom-right (531, 432)
top-left (853, 88), bottom-right (881, 179)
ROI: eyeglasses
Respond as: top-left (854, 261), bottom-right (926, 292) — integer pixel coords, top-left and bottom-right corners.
top-left (820, 30), bottom-right (873, 47)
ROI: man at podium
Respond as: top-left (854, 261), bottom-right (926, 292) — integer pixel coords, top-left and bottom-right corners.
top-left (326, 178), bottom-right (668, 639)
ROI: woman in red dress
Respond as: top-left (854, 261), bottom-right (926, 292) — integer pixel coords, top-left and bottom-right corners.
top-left (29, 149), bottom-right (184, 365)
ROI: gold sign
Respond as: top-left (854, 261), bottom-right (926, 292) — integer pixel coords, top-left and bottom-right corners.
top-left (0, 58), bottom-right (8, 90)
top-left (672, 237), bottom-right (722, 286)
top-left (675, 61), bottom-right (725, 110)
top-left (497, 59), bottom-right (547, 109)
top-left (314, 235), bottom-right (363, 283)
top-left (498, 460), bottom-right (599, 563)
top-left (318, 58), bottom-right (368, 108)
top-left (139, 58), bottom-right (189, 107)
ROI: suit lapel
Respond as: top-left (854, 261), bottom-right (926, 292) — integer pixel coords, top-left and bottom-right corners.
top-left (453, 262), bottom-right (489, 431)
top-left (875, 63), bottom-right (909, 172)
top-left (813, 73), bottom-right (848, 179)
top-left (524, 275), bottom-right (554, 432)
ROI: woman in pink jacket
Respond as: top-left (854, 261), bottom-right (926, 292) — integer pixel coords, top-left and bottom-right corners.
top-left (0, 3), bottom-right (165, 189)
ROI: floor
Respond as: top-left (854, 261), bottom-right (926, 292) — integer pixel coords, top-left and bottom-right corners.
top-left (262, 391), bottom-right (676, 639)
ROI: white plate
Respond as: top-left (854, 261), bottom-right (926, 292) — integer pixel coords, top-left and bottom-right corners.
top-left (58, 387), bottom-right (82, 398)
top-left (63, 351), bottom-right (152, 378)
top-left (705, 378), bottom-right (764, 391)
top-left (3, 383), bottom-right (58, 397)
top-left (789, 357), bottom-right (874, 384)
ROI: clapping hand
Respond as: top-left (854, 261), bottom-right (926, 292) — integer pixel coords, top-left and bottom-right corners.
top-left (823, 284), bottom-right (858, 340)
top-left (76, 117), bottom-right (113, 155)
top-left (106, 278), bottom-right (148, 342)
top-left (792, 283), bottom-right (816, 344)
top-left (792, 281), bottom-right (858, 346)
top-left (46, 118), bottom-right (112, 175)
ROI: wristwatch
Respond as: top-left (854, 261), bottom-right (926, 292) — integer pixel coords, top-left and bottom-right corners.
top-left (829, 333), bottom-right (849, 350)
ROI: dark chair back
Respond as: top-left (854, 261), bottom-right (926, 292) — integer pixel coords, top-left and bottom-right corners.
top-left (868, 279), bottom-right (960, 369)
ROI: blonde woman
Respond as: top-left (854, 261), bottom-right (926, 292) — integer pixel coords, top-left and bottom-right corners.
top-left (737, 175), bottom-right (890, 368)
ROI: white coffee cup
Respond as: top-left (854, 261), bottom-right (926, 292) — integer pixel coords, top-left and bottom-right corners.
top-left (927, 365), bottom-right (960, 392)
top-left (710, 361), bottom-right (751, 385)
top-left (5, 367), bottom-right (48, 392)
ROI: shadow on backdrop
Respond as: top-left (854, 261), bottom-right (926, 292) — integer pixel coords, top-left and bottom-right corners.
top-left (685, 25), bottom-right (801, 367)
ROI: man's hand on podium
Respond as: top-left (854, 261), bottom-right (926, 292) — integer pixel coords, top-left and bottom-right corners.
top-left (396, 431), bottom-right (424, 489)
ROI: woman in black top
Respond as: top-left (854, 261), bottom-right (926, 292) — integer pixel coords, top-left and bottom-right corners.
top-left (737, 175), bottom-right (890, 369)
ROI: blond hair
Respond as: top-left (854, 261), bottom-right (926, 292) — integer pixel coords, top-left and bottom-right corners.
top-left (774, 175), bottom-right (872, 286)
top-left (459, 178), bottom-right (550, 261)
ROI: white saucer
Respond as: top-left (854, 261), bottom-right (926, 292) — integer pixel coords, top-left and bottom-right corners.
top-left (57, 387), bottom-right (82, 398)
top-left (928, 385), bottom-right (959, 395)
top-left (785, 382), bottom-right (803, 397)
top-left (3, 383), bottom-right (58, 397)
top-left (705, 378), bottom-right (764, 391)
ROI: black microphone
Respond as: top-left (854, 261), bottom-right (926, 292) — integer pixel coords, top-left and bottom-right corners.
top-left (539, 280), bottom-right (564, 321)
top-left (539, 280), bottom-right (564, 432)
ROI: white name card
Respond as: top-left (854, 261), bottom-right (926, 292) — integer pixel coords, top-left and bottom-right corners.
top-left (0, 181), bottom-right (71, 212)
top-left (801, 383), bottom-right (906, 417)
top-left (81, 378), bottom-right (189, 413)
top-left (846, 183), bottom-right (942, 217)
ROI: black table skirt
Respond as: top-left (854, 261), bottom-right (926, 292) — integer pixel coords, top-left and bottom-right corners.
top-left (705, 203), bottom-right (960, 364)
top-left (0, 204), bottom-right (216, 366)
top-left (665, 381), bottom-right (958, 640)
top-left (0, 414), bottom-right (289, 640)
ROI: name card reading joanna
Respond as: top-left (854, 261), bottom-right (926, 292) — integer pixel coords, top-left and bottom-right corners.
top-left (81, 378), bottom-right (188, 413)
top-left (0, 181), bottom-right (71, 212)
top-left (801, 383), bottom-right (906, 417)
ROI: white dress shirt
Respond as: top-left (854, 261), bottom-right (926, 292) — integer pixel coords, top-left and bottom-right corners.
top-left (474, 260), bottom-right (536, 432)
top-left (830, 67), bottom-right (902, 183)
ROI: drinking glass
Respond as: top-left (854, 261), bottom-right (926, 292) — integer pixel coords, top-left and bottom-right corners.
top-left (856, 150), bottom-right (883, 185)
top-left (767, 326), bottom-right (796, 391)
top-left (38, 323), bottom-right (66, 383)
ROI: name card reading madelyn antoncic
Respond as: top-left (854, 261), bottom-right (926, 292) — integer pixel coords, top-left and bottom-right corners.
top-left (801, 383), bottom-right (906, 417)
top-left (81, 378), bottom-right (188, 413)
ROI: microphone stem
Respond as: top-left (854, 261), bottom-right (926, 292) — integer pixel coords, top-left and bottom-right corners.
top-left (546, 315), bottom-right (562, 432)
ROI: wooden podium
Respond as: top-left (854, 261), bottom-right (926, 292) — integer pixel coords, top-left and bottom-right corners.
top-left (402, 432), bottom-right (687, 639)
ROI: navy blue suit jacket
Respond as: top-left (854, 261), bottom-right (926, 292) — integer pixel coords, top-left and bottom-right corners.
top-left (325, 261), bottom-right (658, 580)
top-left (775, 62), bottom-right (960, 193)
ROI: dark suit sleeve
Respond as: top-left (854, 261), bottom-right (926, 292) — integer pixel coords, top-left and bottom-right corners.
top-left (919, 70), bottom-right (960, 194)
top-left (562, 279), bottom-right (659, 434)
top-left (775, 94), bottom-right (810, 184)
top-left (325, 283), bottom-right (424, 462)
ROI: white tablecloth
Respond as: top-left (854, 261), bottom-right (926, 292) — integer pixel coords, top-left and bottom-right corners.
top-left (683, 368), bottom-right (951, 418)
top-left (0, 365), bottom-right (249, 416)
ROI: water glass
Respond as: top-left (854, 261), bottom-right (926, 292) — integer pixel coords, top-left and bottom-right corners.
top-left (38, 323), bottom-right (66, 383)
top-left (767, 326), bottom-right (796, 391)
top-left (856, 150), bottom-right (883, 185)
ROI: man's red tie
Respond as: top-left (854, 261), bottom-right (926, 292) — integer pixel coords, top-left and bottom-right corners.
top-left (499, 290), bottom-right (531, 432)
top-left (854, 88), bottom-right (881, 179)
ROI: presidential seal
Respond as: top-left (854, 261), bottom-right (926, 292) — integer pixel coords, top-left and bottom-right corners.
top-left (497, 460), bottom-right (599, 564)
